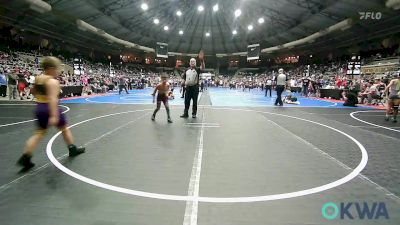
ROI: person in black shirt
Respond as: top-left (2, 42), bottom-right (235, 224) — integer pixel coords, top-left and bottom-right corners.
top-left (342, 90), bottom-right (358, 107)
top-left (302, 77), bottom-right (310, 96)
top-left (180, 81), bottom-right (186, 98)
top-left (200, 80), bottom-right (204, 92)
top-left (180, 51), bottom-right (205, 118)
top-left (118, 75), bottom-right (129, 94)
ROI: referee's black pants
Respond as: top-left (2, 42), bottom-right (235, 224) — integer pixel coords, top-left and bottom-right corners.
top-left (184, 85), bottom-right (199, 116)
top-left (275, 85), bottom-right (285, 106)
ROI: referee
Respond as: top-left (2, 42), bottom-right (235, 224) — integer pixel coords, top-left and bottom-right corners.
top-left (274, 68), bottom-right (288, 106)
top-left (180, 51), bottom-right (205, 118)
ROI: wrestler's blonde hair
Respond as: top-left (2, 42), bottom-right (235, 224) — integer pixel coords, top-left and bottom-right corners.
top-left (41, 56), bottom-right (61, 71)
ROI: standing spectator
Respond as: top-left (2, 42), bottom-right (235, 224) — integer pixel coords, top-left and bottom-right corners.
top-left (384, 74), bottom-right (400, 122)
top-left (200, 80), bottom-right (204, 92)
top-left (17, 73), bottom-right (28, 100)
top-left (0, 69), bottom-right (7, 97)
top-left (180, 81), bottom-right (186, 98)
top-left (7, 70), bottom-right (18, 100)
top-left (302, 76), bottom-right (310, 96)
top-left (118, 75), bottom-right (129, 95)
top-left (265, 76), bottom-right (273, 97)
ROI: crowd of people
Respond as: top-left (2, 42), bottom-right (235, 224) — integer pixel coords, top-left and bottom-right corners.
top-left (217, 62), bottom-right (398, 107)
top-left (0, 49), bottom-right (186, 99)
top-left (1, 48), bottom-right (398, 113)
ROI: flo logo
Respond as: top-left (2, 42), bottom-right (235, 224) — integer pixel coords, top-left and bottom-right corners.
top-left (359, 12), bottom-right (382, 20)
top-left (321, 202), bottom-right (389, 220)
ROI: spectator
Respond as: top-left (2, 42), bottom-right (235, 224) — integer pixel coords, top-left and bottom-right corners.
top-left (0, 69), bottom-right (7, 97)
top-left (7, 70), bottom-right (18, 100)
top-left (342, 89), bottom-right (358, 107)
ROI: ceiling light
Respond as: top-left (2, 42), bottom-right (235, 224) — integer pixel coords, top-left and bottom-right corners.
top-left (141, 3), bottom-right (148, 10)
top-left (164, 26), bottom-right (169, 31)
top-left (213, 4), bottom-right (219, 12)
top-left (179, 30), bottom-right (183, 35)
top-left (176, 10), bottom-right (182, 16)
top-left (258, 17), bottom-right (264, 24)
top-left (198, 5), bottom-right (204, 12)
top-left (153, 18), bottom-right (159, 24)
top-left (205, 32), bottom-right (210, 37)
top-left (232, 30), bottom-right (237, 35)
top-left (247, 24), bottom-right (253, 30)
top-left (234, 9), bottom-right (241, 17)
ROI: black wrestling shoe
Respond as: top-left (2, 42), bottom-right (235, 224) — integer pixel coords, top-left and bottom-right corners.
top-left (384, 117), bottom-right (390, 121)
top-left (180, 114), bottom-right (189, 118)
top-left (68, 145), bottom-right (85, 157)
top-left (192, 114), bottom-right (196, 118)
top-left (168, 118), bottom-right (173, 123)
top-left (393, 118), bottom-right (397, 123)
top-left (151, 114), bottom-right (155, 121)
top-left (17, 154), bottom-right (35, 170)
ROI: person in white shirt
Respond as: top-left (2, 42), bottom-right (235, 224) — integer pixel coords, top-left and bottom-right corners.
top-left (180, 50), bottom-right (205, 118)
top-left (265, 76), bottom-right (273, 97)
top-left (274, 68), bottom-right (288, 106)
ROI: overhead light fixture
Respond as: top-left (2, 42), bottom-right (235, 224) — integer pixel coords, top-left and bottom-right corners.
top-left (247, 24), bottom-right (253, 30)
top-left (76, 19), bottom-right (99, 33)
top-left (25, 0), bottom-right (52, 13)
top-left (205, 32), bottom-right (210, 37)
top-left (198, 5), bottom-right (204, 12)
top-left (164, 25), bottom-right (169, 31)
top-left (258, 17), bottom-right (264, 24)
top-left (153, 18), bottom-right (159, 24)
top-left (232, 30), bottom-right (237, 35)
top-left (141, 3), bottom-right (148, 10)
top-left (179, 30), bottom-right (183, 35)
top-left (234, 9), bottom-right (241, 17)
top-left (176, 10), bottom-right (182, 16)
top-left (386, 0), bottom-right (400, 10)
top-left (213, 4), bottom-right (219, 12)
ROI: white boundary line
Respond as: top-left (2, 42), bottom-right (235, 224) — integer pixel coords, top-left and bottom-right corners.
top-left (0, 111), bottom-right (150, 193)
top-left (183, 108), bottom-right (206, 225)
top-left (350, 110), bottom-right (400, 133)
top-left (262, 116), bottom-right (400, 202)
top-left (0, 104), bottom-right (70, 128)
top-left (46, 107), bottom-right (369, 203)
top-left (83, 91), bottom-right (343, 108)
top-left (85, 98), bottom-right (153, 105)
top-left (0, 154), bottom-right (68, 193)
top-left (84, 91), bottom-right (202, 105)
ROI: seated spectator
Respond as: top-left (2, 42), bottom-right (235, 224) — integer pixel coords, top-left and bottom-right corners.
top-left (359, 83), bottom-right (371, 104)
top-left (343, 89), bottom-right (358, 107)
top-left (284, 90), bottom-right (299, 104)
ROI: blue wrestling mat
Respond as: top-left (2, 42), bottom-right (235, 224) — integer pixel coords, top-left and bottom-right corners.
top-left (60, 87), bottom-right (373, 108)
